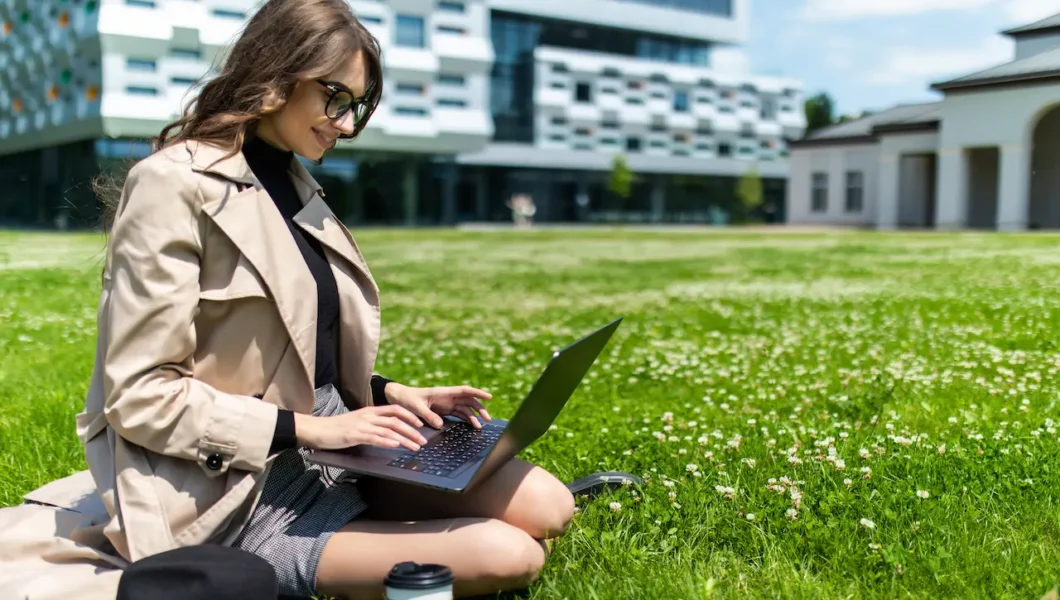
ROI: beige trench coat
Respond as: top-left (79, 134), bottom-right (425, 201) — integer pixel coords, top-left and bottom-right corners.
top-left (0, 139), bottom-right (382, 599)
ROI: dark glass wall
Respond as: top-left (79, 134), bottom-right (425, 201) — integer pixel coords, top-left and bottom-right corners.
top-left (490, 10), bottom-right (713, 142)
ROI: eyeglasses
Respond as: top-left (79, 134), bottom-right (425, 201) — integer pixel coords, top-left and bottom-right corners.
top-left (316, 79), bottom-right (369, 124)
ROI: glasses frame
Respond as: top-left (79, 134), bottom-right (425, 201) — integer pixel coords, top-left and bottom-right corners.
top-left (315, 79), bottom-right (368, 126)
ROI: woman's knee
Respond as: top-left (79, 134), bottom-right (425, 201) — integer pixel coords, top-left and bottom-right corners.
top-left (517, 469), bottom-right (575, 539)
top-left (472, 520), bottom-right (547, 586)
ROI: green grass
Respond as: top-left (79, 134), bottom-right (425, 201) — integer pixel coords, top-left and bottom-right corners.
top-left (3, 228), bottom-right (1060, 599)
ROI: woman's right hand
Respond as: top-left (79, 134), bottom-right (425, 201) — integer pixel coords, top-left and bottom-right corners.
top-left (293, 406), bottom-right (428, 452)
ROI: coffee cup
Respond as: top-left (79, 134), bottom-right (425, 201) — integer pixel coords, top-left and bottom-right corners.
top-left (384, 561), bottom-right (455, 600)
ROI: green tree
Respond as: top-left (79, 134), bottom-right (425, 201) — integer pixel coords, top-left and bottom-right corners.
top-left (737, 167), bottom-right (763, 223)
top-left (803, 92), bottom-right (835, 134)
top-left (608, 153), bottom-right (634, 207)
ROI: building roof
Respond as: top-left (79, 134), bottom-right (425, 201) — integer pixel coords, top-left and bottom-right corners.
top-left (788, 101), bottom-right (942, 148)
top-left (1001, 12), bottom-right (1060, 36)
top-left (930, 45), bottom-right (1060, 91)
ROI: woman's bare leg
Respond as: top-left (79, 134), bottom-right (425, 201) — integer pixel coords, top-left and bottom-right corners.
top-left (357, 458), bottom-right (576, 540)
top-left (315, 517), bottom-right (546, 600)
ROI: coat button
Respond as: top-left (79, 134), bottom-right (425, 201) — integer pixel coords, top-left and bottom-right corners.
top-left (205, 453), bottom-right (224, 471)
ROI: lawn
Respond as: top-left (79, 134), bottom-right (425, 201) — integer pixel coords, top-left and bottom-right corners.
top-left (3, 228), bottom-right (1060, 599)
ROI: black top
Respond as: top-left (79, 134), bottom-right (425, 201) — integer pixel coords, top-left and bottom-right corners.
top-left (242, 135), bottom-right (340, 388)
top-left (240, 135), bottom-right (392, 454)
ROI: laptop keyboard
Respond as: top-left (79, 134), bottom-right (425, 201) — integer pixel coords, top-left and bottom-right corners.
top-left (387, 421), bottom-right (504, 478)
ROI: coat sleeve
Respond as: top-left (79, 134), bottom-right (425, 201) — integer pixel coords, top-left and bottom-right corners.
top-left (99, 157), bottom-right (278, 476)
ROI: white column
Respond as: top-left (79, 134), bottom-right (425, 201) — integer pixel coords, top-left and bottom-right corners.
top-left (934, 147), bottom-right (968, 229)
top-left (875, 152), bottom-right (900, 229)
top-left (996, 142), bottom-right (1030, 231)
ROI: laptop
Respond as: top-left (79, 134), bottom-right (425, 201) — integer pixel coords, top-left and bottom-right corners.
top-left (307, 317), bottom-right (623, 493)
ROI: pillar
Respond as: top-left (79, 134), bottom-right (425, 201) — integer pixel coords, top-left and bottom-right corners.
top-left (650, 178), bottom-right (665, 222)
top-left (474, 169), bottom-right (488, 221)
top-left (934, 146), bottom-right (968, 229)
top-left (996, 142), bottom-right (1030, 231)
top-left (875, 151), bottom-right (900, 229)
top-left (440, 161), bottom-right (457, 226)
top-left (403, 159), bottom-right (418, 227)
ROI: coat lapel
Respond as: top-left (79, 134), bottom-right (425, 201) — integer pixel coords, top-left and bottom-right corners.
top-left (187, 142), bottom-right (319, 395)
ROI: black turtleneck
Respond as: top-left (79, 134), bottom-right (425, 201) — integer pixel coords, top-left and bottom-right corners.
top-left (241, 135), bottom-right (395, 454)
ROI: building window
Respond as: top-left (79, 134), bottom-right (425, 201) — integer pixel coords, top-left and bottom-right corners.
top-left (626, 137), bottom-right (642, 152)
top-left (812, 172), bottom-right (828, 213)
top-left (126, 86), bottom-right (158, 96)
top-left (125, 0), bottom-right (156, 7)
top-left (437, 74), bottom-right (466, 86)
top-left (760, 98), bottom-right (777, 121)
top-left (437, 98), bottom-right (467, 107)
top-left (575, 82), bottom-right (592, 103)
top-left (396, 83), bottom-right (425, 95)
top-left (845, 171), bottom-right (864, 213)
top-left (436, 25), bottom-right (465, 35)
top-left (126, 58), bottom-right (156, 72)
top-left (395, 15), bottom-right (425, 48)
top-left (673, 90), bottom-right (689, 112)
top-left (437, 1), bottom-right (465, 12)
top-left (718, 142), bottom-right (732, 157)
top-left (393, 106), bottom-right (429, 116)
top-left (211, 8), bottom-right (244, 19)
top-left (170, 76), bottom-right (198, 85)
top-left (170, 47), bottom-right (201, 59)
top-left (359, 14), bottom-right (384, 24)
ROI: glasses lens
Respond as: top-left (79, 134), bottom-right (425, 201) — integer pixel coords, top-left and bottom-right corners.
top-left (325, 90), bottom-right (354, 120)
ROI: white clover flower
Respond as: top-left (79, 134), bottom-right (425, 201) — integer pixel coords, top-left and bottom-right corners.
top-left (859, 448), bottom-right (871, 459)
top-left (786, 508), bottom-right (798, 520)
top-left (860, 518), bottom-right (875, 530)
top-left (844, 478), bottom-right (853, 488)
top-left (686, 464), bottom-right (698, 473)
top-left (835, 459), bottom-right (846, 471)
top-left (609, 502), bottom-right (622, 513)
top-left (745, 513), bottom-right (756, 521)
top-left (937, 444), bottom-right (946, 455)
top-left (916, 490), bottom-right (930, 499)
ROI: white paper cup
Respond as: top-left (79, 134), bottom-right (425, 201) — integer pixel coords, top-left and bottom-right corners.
top-left (384, 561), bottom-right (455, 600)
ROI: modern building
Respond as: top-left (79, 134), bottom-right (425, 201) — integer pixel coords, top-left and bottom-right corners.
top-left (787, 12), bottom-right (1060, 231)
top-left (0, 0), bottom-right (805, 228)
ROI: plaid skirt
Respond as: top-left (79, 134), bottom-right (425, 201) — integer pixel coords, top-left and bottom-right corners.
top-left (233, 383), bottom-right (368, 598)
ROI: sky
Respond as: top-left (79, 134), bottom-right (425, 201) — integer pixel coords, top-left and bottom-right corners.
top-left (729, 0), bottom-right (1060, 116)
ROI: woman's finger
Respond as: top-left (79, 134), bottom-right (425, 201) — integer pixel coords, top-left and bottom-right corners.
top-left (458, 385), bottom-right (492, 400)
top-left (456, 398), bottom-right (492, 422)
top-left (374, 425), bottom-right (422, 451)
top-left (381, 416), bottom-right (427, 446)
top-left (378, 404), bottom-right (424, 428)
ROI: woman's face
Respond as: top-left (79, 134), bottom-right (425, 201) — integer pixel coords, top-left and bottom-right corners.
top-left (257, 50), bottom-right (367, 160)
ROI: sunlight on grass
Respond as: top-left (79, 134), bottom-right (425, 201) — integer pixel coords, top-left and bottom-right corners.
top-left (2, 228), bottom-right (1060, 598)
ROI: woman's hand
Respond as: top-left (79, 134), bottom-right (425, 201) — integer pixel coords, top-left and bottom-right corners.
top-left (293, 406), bottom-right (428, 452)
top-left (384, 382), bottom-right (493, 430)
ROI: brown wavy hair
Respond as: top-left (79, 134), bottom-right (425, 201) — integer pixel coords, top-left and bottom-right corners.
top-left (94, 0), bottom-right (383, 229)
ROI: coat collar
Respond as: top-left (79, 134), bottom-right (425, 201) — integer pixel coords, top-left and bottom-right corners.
top-left (187, 139), bottom-right (379, 398)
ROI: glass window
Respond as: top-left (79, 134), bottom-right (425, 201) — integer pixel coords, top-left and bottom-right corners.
top-left (718, 142), bottom-right (732, 157)
top-left (126, 86), bottom-right (158, 96)
top-left (437, 1), bottom-right (465, 12)
top-left (673, 90), bottom-right (689, 112)
top-left (437, 25), bottom-right (465, 35)
top-left (845, 171), bottom-right (863, 213)
top-left (396, 83), bottom-right (425, 95)
top-left (437, 98), bottom-right (467, 107)
top-left (126, 58), bottom-right (156, 72)
top-left (211, 8), bottom-right (244, 19)
top-left (393, 106), bottom-right (429, 116)
top-left (437, 74), bottom-right (466, 86)
top-left (575, 82), bottom-right (592, 103)
top-left (396, 15), bottom-right (425, 48)
top-left (812, 172), bottom-right (828, 213)
top-left (626, 137), bottom-right (642, 152)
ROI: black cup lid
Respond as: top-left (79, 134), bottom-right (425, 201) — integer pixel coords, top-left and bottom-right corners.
top-left (384, 561), bottom-right (455, 590)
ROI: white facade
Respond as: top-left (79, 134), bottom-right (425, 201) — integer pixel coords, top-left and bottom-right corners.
top-left (788, 12), bottom-right (1060, 231)
top-left (0, 0), bottom-right (495, 155)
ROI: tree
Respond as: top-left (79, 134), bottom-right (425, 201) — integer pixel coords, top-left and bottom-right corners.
top-left (608, 153), bottom-right (634, 207)
top-left (737, 167), bottom-right (763, 222)
top-left (803, 92), bottom-right (835, 134)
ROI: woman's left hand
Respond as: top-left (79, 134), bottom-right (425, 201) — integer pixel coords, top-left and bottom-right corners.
top-left (384, 382), bottom-right (493, 429)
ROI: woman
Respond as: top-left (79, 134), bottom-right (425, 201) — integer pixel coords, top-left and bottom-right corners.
top-left (77, 0), bottom-right (584, 598)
